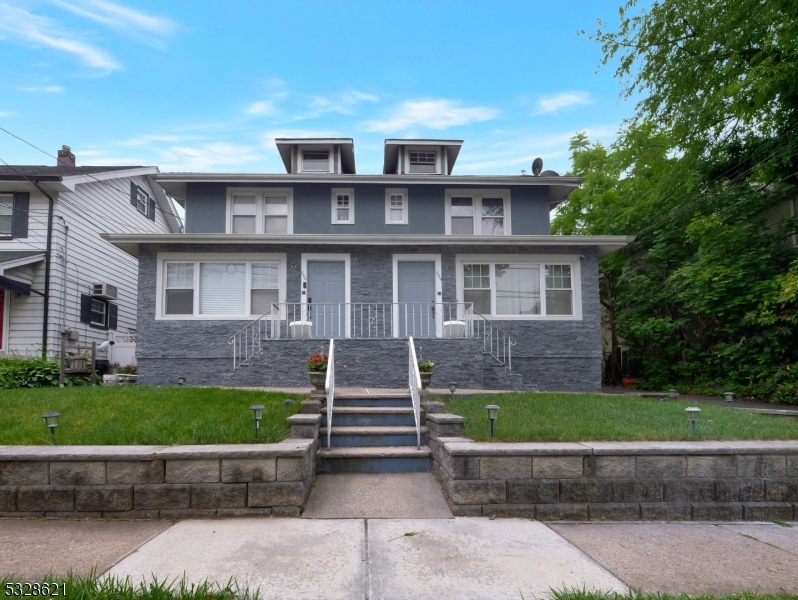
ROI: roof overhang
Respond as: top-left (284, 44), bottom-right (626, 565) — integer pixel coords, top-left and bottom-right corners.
top-left (0, 252), bottom-right (45, 275)
top-left (275, 138), bottom-right (355, 174)
top-left (155, 173), bottom-right (583, 205)
top-left (383, 139), bottom-right (463, 174)
top-left (0, 177), bottom-right (69, 194)
top-left (102, 233), bottom-right (634, 259)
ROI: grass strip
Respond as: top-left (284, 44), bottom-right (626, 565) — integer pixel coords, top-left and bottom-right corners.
top-left (442, 392), bottom-right (798, 442)
top-left (0, 387), bottom-right (304, 445)
top-left (547, 588), bottom-right (798, 600)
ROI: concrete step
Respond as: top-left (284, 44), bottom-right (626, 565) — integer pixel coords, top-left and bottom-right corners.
top-left (317, 446), bottom-right (432, 473)
top-left (320, 426), bottom-right (429, 447)
top-left (322, 406), bottom-right (418, 427)
top-left (335, 397), bottom-right (412, 407)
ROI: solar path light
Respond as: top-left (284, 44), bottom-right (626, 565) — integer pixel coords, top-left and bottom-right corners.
top-left (250, 404), bottom-right (265, 439)
top-left (42, 411), bottom-right (61, 443)
top-left (668, 388), bottom-right (678, 401)
top-left (485, 404), bottom-right (500, 438)
top-left (685, 407), bottom-right (701, 435)
top-left (724, 391), bottom-right (734, 403)
top-left (177, 377), bottom-right (186, 386)
top-left (449, 382), bottom-right (457, 401)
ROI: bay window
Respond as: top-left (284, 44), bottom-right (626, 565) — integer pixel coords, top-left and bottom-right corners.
top-left (227, 188), bottom-right (292, 234)
top-left (446, 190), bottom-right (510, 235)
top-left (159, 254), bottom-right (286, 319)
top-left (457, 255), bottom-right (580, 318)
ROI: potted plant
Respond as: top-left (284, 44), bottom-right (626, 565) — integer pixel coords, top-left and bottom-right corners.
top-left (417, 359), bottom-right (434, 389)
top-left (307, 353), bottom-right (328, 392)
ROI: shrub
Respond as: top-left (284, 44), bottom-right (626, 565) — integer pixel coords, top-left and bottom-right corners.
top-left (418, 359), bottom-right (434, 373)
top-left (0, 357), bottom-right (90, 389)
top-left (116, 364), bottom-right (137, 375)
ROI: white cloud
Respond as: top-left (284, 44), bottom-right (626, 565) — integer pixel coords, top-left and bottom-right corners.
top-left (246, 101), bottom-right (276, 116)
top-left (0, 111), bottom-right (12, 117)
top-left (118, 133), bottom-right (205, 146)
top-left (49, 0), bottom-right (177, 47)
top-left (364, 99), bottom-right (497, 133)
top-left (535, 92), bottom-right (592, 115)
top-left (16, 85), bottom-right (64, 93)
top-left (158, 142), bottom-right (262, 171)
top-left (0, 3), bottom-right (119, 71)
top-left (261, 129), bottom-right (341, 147)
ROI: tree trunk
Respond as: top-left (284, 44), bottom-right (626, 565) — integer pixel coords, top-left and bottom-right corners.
top-left (600, 273), bottom-right (620, 386)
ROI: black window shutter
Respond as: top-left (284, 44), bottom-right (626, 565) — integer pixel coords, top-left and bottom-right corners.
top-left (148, 197), bottom-right (156, 221)
top-left (12, 192), bottom-right (29, 238)
top-left (80, 293), bottom-right (92, 324)
top-left (108, 303), bottom-right (118, 330)
top-left (130, 182), bottom-right (138, 208)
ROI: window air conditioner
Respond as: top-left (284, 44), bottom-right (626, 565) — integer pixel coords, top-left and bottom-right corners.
top-left (93, 282), bottom-right (118, 300)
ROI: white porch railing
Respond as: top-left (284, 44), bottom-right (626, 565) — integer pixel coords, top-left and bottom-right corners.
top-left (326, 338), bottom-right (335, 449)
top-left (408, 336), bottom-right (422, 449)
top-left (227, 302), bottom-right (516, 372)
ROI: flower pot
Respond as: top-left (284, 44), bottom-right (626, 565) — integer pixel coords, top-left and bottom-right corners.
top-left (622, 377), bottom-right (635, 388)
top-left (309, 371), bottom-right (326, 392)
top-left (419, 372), bottom-right (433, 390)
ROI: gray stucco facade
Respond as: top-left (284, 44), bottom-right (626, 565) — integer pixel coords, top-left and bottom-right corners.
top-left (136, 243), bottom-right (601, 391)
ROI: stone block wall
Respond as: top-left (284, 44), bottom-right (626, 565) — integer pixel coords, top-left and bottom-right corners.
top-left (427, 417), bottom-right (798, 521)
top-left (0, 441), bottom-right (317, 519)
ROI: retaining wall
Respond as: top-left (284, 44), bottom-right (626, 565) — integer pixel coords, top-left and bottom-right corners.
top-left (0, 440), bottom-right (317, 519)
top-left (426, 415), bottom-right (798, 521)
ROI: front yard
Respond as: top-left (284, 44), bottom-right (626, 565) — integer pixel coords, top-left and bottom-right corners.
top-left (0, 387), bottom-right (303, 445)
top-left (444, 392), bottom-right (798, 442)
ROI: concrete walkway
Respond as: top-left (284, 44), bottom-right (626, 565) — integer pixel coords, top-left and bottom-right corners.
top-left (2, 517), bottom-right (797, 598)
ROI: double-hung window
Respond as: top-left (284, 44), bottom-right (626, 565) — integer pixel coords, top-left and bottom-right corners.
top-left (385, 188), bottom-right (408, 225)
top-left (160, 255), bottom-right (287, 318)
top-left (458, 256), bottom-right (580, 318)
top-left (0, 194), bottom-right (12, 236)
top-left (446, 191), bottom-right (510, 235)
top-left (228, 189), bottom-right (292, 234)
top-left (332, 188), bottom-right (354, 224)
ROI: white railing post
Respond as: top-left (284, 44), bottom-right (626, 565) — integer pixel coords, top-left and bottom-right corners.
top-left (408, 336), bottom-right (422, 449)
top-left (325, 338), bottom-right (335, 449)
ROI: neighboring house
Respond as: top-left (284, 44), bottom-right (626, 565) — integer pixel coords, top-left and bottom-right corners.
top-left (760, 192), bottom-right (798, 248)
top-left (0, 146), bottom-right (182, 366)
top-left (105, 138), bottom-right (633, 391)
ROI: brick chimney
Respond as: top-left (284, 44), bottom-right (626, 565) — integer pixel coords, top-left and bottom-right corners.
top-left (56, 145), bottom-right (75, 167)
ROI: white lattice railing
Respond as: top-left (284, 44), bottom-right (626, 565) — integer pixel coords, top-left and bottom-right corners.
top-left (325, 338), bottom-right (335, 449)
top-left (408, 336), bottom-right (422, 449)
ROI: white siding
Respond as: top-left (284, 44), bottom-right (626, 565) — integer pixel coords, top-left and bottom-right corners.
top-left (1, 173), bottom-right (174, 359)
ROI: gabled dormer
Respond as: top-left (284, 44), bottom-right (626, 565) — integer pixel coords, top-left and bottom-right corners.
top-left (275, 138), bottom-right (356, 174)
top-left (382, 139), bottom-right (463, 175)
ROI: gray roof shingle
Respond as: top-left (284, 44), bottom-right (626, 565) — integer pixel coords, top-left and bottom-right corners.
top-left (0, 165), bottom-right (144, 180)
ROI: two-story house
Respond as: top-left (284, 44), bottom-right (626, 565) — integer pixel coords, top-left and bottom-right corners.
top-left (104, 138), bottom-right (632, 391)
top-left (0, 146), bottom-right (182, 365)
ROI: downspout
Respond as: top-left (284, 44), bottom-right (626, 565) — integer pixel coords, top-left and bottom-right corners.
top-left (32, 180), bottom-right (55, 358)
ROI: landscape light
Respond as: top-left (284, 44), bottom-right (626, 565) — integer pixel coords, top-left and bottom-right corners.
top-left (668, 388), bottom-right (678, 401)
top-left (685, 407), bottom-right (701, 435)
top-left (485, 404), bottom-right (500, 438)
top-left (42, 411), bottom-right (61, 443)
top-left (177, 377), bottom-right (186, 386)
top-left (250, 404), bottom-right (265, 439)
top-left (723, 391), bottom-right (734, 403)
top-left (449, 382), bottom-right (457, 401)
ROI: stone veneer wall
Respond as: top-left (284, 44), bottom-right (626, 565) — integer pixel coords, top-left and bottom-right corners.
top-left (0, 441), bottom-right (317, 519)
top-left (136, 243), bottom-right (602, 391)
top-left (426, 415), bottom-right (798, 521)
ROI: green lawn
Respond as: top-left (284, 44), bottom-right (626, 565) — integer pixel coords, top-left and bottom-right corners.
top-left (443, 393), bottom-right (798, 442)
top-left (0, 387), bottom-right (304, 445)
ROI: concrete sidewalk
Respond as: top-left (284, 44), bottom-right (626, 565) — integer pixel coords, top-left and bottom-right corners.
top-left (1, 518), bottom-right (797, 598)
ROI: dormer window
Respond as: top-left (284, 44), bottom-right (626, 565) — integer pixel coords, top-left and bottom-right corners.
top-left (409, 151), bottom-right (437, 173)
top-left (301, 149), bottom-right (330, 172)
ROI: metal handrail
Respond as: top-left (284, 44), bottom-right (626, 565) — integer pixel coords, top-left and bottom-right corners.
top-left (325, 338), bottom-right (335, 449)
top-left (226, 308), bottom-right (280, 371)
top-left (407, 336), bottom-right (422, 449)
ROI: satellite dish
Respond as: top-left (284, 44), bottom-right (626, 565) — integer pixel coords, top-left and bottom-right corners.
top-left (540, 169), bottom-right (560, 177)
top-left (531, 157), bottom-right (543, 176)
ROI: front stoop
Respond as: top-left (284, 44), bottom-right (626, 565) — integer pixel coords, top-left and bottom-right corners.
top-left (316, 394), bottom-right (431, 473)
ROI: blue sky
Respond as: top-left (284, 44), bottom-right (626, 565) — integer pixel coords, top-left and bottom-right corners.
top-left (0, 0), bottom-right (638, 175)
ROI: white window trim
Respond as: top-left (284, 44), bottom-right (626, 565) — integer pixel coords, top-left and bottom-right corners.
top-left (300, 253), bottom-right (351, 336)
top-left (385, 188), bottom-right (409, 225)
top-left (0, 193), bottom-right (14, 237)
top-left (455, 253), bottom-right (582, 320)
top-left (391, 254), bottom-right (443, 337)
top-left (226, 187), bottom-right (294, 235)
top-left (0, 290), bottom-right (8, 353)
top-left (299, 144), bottom-right (334, 173)
top-left (404, 146), bottom-right (441, 175)
top-left (444, 189), bottom-right (512, 236)
top-left (90, 298), bottom-right (108, 328)
top-left (331, 188), bottom-right (355, 225)
top-left (156, 252), bottom-right (287, 320)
